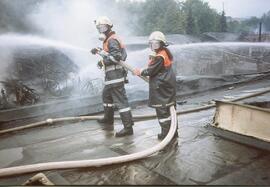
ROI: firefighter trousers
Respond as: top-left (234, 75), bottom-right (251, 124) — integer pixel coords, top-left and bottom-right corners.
top-left (156, 106), bottom-right (178, 138)
top-left (102, 84), bottom-right (133, 129)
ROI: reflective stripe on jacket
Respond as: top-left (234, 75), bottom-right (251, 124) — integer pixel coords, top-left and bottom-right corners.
top-left (102, 32), bottom-right (127, 87)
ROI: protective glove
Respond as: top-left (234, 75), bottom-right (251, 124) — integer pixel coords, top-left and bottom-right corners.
top-left (97, 60), bottom-right (104, 69)
top-left (133, 68), bottom-right (142, 76)
top-left (91, 48), bottom-right (99, 55)
top-left (149, 51), bottom-right (157, 60)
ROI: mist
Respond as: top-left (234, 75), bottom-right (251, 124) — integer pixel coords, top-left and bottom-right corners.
top-left (26, 0), bottom-right (134, 46)
top-left (30, 0), bottom-right (142, 79)
top-left (0, 0), bottom-right (141, 86)
top-left (1, 0), bottom-right (269, 102)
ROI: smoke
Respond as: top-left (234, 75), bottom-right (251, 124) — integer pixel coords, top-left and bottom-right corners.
top-left (27, 0), bottom-right (134, 47)
top-left (0, 0), bottom-right (145, 101)
top-left (0, 0), bottom-right (41, 34)
top-left (24, 0), bottom-right (136, 80)
top-left (0, 48), bottom-right (13, 82)
top-left (0, 46), bottom-right (14, 92)
top-left (27, 0), bottom-right (97, 48)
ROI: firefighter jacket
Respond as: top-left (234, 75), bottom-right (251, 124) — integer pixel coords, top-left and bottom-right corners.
top-left (102, 31), bottom-right (128, 88)
top-left (141, 48), bottom-right (176, 108)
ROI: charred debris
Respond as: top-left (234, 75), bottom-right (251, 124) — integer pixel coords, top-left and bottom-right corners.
top-left (0, 45), bottom-right (103, 110)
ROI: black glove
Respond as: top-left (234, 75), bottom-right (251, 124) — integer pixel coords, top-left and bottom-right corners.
top-left (97, 60), bottom-right (104, 69)
top-left (91, 48), bottom-right (99, 55)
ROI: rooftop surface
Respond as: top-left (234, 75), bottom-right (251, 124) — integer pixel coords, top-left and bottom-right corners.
top-left (0, 78), bottom-right (270, 185)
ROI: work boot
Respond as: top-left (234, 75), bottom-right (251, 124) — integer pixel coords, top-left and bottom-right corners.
top-left (157, 120), bottom-right (179, 140)
top-left (157, 126), bottom-right (166, 140)
top-left (115, 110), bottom-right (134, 137)
top-left (97, 107), bottom-right (114, 131)
top-left (157, 133), bottom-right (166, 140)
top-left (157, 122), bottom-right (169, 140)
top-left (158, 130), bottom-right (178, 140)
top-left (158, 122), bottom-right (179, 140)
top-left (115, 127), bottom-right (133, 137)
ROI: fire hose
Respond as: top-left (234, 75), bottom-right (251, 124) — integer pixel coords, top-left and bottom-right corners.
top-left (1, 90), bottom-right (269, 178)
top-left (1, 56), bottom-right (270, 135)
top-left (1, 86), bottom-right (270, 135)
top-left (0, 51), bottom-right (270, 177)
top-left (0, 52), bottom-right (178, 178)
top-left (0, 108), bottom-right (177, 178)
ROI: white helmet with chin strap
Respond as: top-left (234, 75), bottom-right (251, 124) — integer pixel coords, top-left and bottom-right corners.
top-left (94, 16), bottom-right (113, 41)
top-left (148, 31), bottom-right (167, 51)
top-left (95, 16), bottom-right (113, 27)
top-left (95, 16), bottom-right (113, 31)
top-left (149, 31), bottom-right (167, 44)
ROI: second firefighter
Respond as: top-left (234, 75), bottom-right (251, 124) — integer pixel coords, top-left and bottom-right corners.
top-left (134, 31), bottom-right (178, 140)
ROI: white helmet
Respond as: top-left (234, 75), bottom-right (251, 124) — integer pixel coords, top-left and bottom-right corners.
top-left (149, 31), bottom-right (167, 44)
top-left (95, 16), bottom-right (113, 27)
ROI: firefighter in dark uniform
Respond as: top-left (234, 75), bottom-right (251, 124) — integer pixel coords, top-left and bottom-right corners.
top-left (134, 31), bottom-right (178, 140)
top-left (91, 16), bottom-right (134, 137)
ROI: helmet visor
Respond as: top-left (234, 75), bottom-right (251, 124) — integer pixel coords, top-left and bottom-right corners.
top-left (149, 40), bottom-right (161, 51)
top-left (96, 24), bottom-right (108, 33)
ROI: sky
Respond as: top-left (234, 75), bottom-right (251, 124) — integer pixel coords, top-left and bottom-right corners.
top-left (203, 0), bottom-right (270, 18)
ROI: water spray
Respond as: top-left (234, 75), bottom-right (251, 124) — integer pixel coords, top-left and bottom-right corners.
top-left (1, 36), bottom-right (270, 177)
top-left (0, 46), bottom-right (177, 178)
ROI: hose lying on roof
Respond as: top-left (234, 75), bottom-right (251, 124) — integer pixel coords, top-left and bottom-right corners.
top-left (0, 56), bottom-right (178, 178)
top-left (0, 106), bottom-right (177, 177)
top-left (1, 55), bottom-right (270, 178)
top-left (0, 87), bottom-right (270, 135)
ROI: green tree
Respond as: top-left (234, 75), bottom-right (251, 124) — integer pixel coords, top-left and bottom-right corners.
top-left (182, 0), bottom-right (220, 34)
top-left (186, 7), bottom-right (198, 34)
top-left (162, 0), bottom-right (186, 34)
top-left (262, 11), bottom-right (270, 31)
top-left (132, 0), bottom-right (186, 35)
top-left (220, 10), bottom-right (227, 32)
top-left (227, 18), bottom-right (242, 33)
top-left (244, 16), bottom-right (260, 32)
